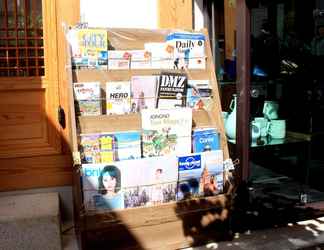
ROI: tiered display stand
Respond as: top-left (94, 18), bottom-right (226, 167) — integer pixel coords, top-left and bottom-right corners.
top-left (68, 28), bottom-right (232, 250)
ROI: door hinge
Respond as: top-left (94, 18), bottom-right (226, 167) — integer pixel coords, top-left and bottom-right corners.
top-left (58, 106), bottom-right (66, 129)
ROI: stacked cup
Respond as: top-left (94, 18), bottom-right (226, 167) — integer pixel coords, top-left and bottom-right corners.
top-left (251, 100), bottom-right (286, 142)
top-left (261, 100), bottom-right (286, 139)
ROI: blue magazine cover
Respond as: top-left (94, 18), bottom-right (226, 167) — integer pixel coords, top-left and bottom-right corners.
top-left (192, 128), bottom-right (220, 153)
top-left (113, 131), bottom-right (141, 161)
top-left (177, 150), bottom-right (223, 200)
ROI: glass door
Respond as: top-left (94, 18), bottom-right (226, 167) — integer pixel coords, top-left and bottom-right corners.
top-left (248, 0), bottom-right (324, 215)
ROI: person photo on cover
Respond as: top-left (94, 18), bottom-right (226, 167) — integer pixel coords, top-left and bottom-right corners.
top-left (151, 168), bottom-right (164, 205)
top-left (94, 165), bottom-right (124, 210)
top-left (204, 174), bottom-right (218, 196)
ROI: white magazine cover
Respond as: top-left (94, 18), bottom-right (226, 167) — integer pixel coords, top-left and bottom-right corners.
top-left (73, 82), bottom-right (101, 116)
top-left (166, 32), bottom-right (206, 69)
top-left (144, 42), bottom-right (174, 69)
top-left (130, 50), bottom-right (152, 69)
top-left (108, 50), bottom-right (131, 70)
top-left (106, 81), bottom-right (131, 115)
top-left (73, 82), bottom-right (101, 100)
top-left (141, 108), bottom-right (192, 157)
top-left (130, 75), bottom-right (157, 113)
top-left (121, 155), bottom-right (178, 208)
top-left (177, 150), bottom-right (224, 200)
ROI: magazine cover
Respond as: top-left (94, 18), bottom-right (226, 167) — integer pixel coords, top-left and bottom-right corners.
top-left (166, 32), bottom-right (206, 69)
top-left (82, 164), bottom-right (124, 211)
top-left (80, 134), bottom-right (101, 163)
top-left (130, 75), bottom-right (157, 112)
top-left (141, 108), bottom-right (192, 157)
top-left (76, 100), bottom-right (102, 116)
top-left (121, 155), bottom-right (178, 208)
top-left (73, 82), bottom-right (101, 116)
top-left (130, 50), bottom-right (152, 69)
top-left (156, 72), bottom-right (188, 109)
top-left (81, 155), bottom-right (178, 210)
top-left (108, 50), bottom-right (131, 69)
top-left (187, 79), bottom-right (212, 110)
top-left (99, 134), bottom-right (114, 163)
top-left (188, 80), bottom-right (212, 98)
top-left (144, 42), bottom-right (174, 69)
top-left (106, 81), bottom-right (131, 115)
top-left (192, 127), bottom-right (220, 153)
top-left (113, 131), bottom-right (141, 161)
top-left (177, 150), bottom-right (224, 200)
top-left (68, 28), bottom-right (108, 68)
top-left (73, 82), bottom-right (101, 100)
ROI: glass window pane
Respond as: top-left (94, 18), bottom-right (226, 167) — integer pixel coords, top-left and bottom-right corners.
top-left (38, 58), bottom-right (44, 66)
top-left (19, 59), bottom-right (26, 66)
top-left (7, 0), bottom-right (15, 29)
top-left (0, 50), bottom-right (6, 57)
top-left (19, 49), bottom-right (25, 56)
top-left (0, 0), bottom-right (44, 77)
top-left (8, 39), bottom-right (16, 47)
top-left (0, 59), bottom-right (7, 67)
top-left (0, 30), bottom-right (6, 38)
top-left (9, 59), bottom-right (17, 67)
top-left (28, 68), bottom-right (36, 76)
top-left (18, 30), bottom-right (25, 37)
top-left (28, 49), bottom-right (35, 56)
top-left (8, 49), bottom-right (16, 57)
top-left (17, 0), bottom-right (25, 29)
top-left (0, 1), bottom-right (6, 29)
top-left (28, 58), bottom-right (35, 66)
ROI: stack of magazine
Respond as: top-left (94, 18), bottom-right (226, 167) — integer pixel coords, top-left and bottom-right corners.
top-left (70, 27), bottom-right (225, 212)
top-left (73, 72), bottom-right (213, 115)
top-left (67, 28), bottom-right (206, 70)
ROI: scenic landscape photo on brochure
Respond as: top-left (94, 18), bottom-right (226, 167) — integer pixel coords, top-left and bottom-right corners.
top-left (141, 108), bottom-right (192, 157)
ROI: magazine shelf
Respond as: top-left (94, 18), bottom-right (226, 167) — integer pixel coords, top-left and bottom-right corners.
top-left (68, 28), bottom-right (232, 250)
top-left (77, 110), bottom-right (228, 153)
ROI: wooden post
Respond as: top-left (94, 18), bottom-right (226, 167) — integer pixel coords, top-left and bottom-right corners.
top-left (224, 0), bottom-right (236, 60)
top-left (158, 0), bottom-right (193, 29)
top-left (236, 0), bottom-right (251, 182)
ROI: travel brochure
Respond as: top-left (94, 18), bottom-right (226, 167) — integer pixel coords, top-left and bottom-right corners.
top-left (73, 82), bottom-right (101, 116)
top-left (130, 75), bottom-right (157, 112)
top-left (81, 150), bottom-right (223, 211)
top-left (106, 81), bottom-right (131, 115)
top-left (80, 131), bottom-right (141, 164)
top-left (155, 72), bottom-right (188, 109)
top-left (141, 108), bottom-right (192, 157)
top-left (68, 28), bottom-right (108, 68)
top-left (192, 127), bottom-right (220, 153)
top-left (177, 150), bottom-right (223, 200)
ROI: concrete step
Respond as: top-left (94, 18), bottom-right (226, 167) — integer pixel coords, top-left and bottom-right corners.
top-left (0, 192), bottom-right (62, 250)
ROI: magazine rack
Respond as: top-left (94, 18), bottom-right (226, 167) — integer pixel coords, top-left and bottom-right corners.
top-left (68, 28), bottom-right (232, 250)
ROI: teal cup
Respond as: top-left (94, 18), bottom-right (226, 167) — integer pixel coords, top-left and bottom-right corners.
top-left (263, 101), bottom-right (279, 120)
top-left (254, 117), bottom-right (268, 137)
top-left (267, 119), bottom-right (286, 139)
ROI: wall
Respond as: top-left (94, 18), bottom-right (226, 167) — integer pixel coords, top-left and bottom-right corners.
top-left (80, 0), bottom-right (158, 28)
top-left (194, 0), bottom-right (204, 30)
top-left (80, 0), bottom-right (204, 30)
